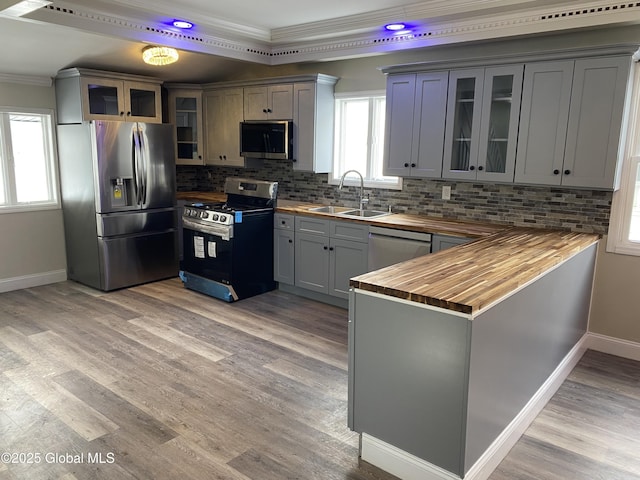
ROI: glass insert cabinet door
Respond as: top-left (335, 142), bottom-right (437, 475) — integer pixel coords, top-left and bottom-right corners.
top-left (175, 96), bottom-right (199, 161)
top-left (443, 69), bottom-right (484, 180)
top-left (443, 65), bottom-right (523, 181)
top-left (477, 65), bottom-right (524, 182)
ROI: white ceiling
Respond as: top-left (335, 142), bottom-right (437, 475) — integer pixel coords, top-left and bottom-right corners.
top-left (1, 0), bottom-right (639, 84)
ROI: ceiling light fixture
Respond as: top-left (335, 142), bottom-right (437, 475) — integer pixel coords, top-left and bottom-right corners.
top-left (142, 45), bottom-right (179, 66)
top-left (172, 19), bottom-right (193, 29)
top-left (385, 23), bottom-right (407, 31)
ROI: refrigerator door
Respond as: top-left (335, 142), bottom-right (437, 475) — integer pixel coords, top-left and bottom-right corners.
top-left (93, 120), bottom-right (141, 213)
top-left (136, 122), bottom-right (177, 210)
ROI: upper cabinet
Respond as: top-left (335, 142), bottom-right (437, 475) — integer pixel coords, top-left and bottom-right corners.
top-left (442, 65), bottom-right (523, 182)
top-left (166, 86), bottom-right (205, 165)
top-left (382, 45), bottom-right (635, 189)
top-left (203, 88), bottom-right (245, 167)
top-left (383, 72), bottom-right (449, 178)
top-left (55, 68), bottom-right (162, 124)
top-left (515, 56), bottom-right (631, 188)
top-left (200, 74), bottom-right (337, 171)
top-left (292, 76), bottom-right (338, 173)
top-left (244, 84), bottom-right (294, 120)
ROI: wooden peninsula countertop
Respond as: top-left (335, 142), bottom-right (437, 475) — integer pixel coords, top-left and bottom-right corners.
top-left (177, 191), bottom-right (227, 203)
top-left (350, 227), bottom-right (600, 316)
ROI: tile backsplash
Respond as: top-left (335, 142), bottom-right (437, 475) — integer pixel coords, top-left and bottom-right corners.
top-left (177, 161), bottom-right (611, 235)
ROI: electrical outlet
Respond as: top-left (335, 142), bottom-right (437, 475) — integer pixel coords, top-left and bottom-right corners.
top-left (442, 185), bottom-right (451, 200)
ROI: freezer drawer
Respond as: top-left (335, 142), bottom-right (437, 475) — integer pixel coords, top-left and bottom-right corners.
top-left (97, 208), bottom-right (176, 236)
top-left (98, 230), bottom-right (178, 290)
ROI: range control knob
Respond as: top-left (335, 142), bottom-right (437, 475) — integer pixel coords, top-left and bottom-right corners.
top-left (200, 211), bottom-right (208, 219)
top-left (219, 215), bottom-right (227, 223)
top-left (212, 214), bottom-right (219, 221)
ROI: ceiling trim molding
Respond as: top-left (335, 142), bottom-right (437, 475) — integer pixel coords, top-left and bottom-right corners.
top-left (270, 0), bottom-right (640, 64)
top-left (23, 0), bottom-right (640, 67)
top-left (0, 72), bottom-right (53, 87)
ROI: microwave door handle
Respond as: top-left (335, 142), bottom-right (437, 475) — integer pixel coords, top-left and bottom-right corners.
top-left (263, 132), bottom-right (271, 154)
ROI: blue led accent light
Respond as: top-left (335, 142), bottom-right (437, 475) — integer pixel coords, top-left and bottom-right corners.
top-left (172, 20), bottom-right (193, 29)
top-left (385, 23), bottom-right (406, 31)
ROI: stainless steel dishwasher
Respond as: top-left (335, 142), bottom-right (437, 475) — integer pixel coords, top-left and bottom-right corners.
top-left (368, 226), bottom-right (432, 271)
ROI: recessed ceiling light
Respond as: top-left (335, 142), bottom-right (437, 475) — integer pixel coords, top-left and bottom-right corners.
top-left (385, 23), bottom-right (406, 31)
top-left (172, 19), bottom-right (193, 29)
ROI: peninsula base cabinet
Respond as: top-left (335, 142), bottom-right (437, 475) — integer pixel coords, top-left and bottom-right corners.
top-left (348, 243), bottom-right (598, 479)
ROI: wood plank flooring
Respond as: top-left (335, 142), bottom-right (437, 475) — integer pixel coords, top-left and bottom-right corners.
top-left (0, 278), bottom-right (639, 480)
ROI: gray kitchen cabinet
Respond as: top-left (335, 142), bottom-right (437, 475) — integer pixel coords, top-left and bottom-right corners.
top-left (514, 60), bottom-right (574, 185)
top-left (274, 213), bottom-right (295, 285)
top-left (166, 86), bottom-right (205, 165)
top-left (562, 56), bottom-right (631, 189)
top-left (443, 65), bottom-right (523, 182)
top-left (203, 87), bottom-right (244, 167)
top-left (516, 56), bottom-right (631, 189)
top-left (431, 234), bottom-right (472, 253)
top-left (55, 68), bottom-right (162, 124)
top-left (244, 84), bottom-right (293, 120)
top-left (293, 216), bottom-right (369, 299)
top-left (383, 72), bottom-right (449, 178)
top-left (292, 75), bottom-right (338, 173)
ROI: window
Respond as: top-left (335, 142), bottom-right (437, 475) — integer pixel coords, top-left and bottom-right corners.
top-left (607, 61), bottom-right (640, 255)
top-left (0, 109), bottom-right (59, 212)
top-left (331, 92), bottom-right (402, 190)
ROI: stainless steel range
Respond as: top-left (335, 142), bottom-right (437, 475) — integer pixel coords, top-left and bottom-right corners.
top-left (179, 178), bottom-right (277, 302)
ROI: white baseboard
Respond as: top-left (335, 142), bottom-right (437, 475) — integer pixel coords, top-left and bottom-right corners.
top-left (360, 334), bottom-right (589, 480)
top-left (361, 433), bottom-right (461, 480)
top-left (0, 269), bottom-right (67, 293)
top-left (586, 332), bottom-right (640, 362)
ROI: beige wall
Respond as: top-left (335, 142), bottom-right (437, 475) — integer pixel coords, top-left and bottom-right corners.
top-left (0, 79), bottom-right (67, 287)
top-left (590, 241), bottom-right (640, 343)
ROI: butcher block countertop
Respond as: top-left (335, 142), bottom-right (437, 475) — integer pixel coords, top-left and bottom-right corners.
top-left (177, 191), bottom-right (226, 203)
top-left (177, 194), bottom-right (600, 315)
top-left (275, 200), bottom-right (504, 238)
top-left (350, 227), bottom-right (600, 316)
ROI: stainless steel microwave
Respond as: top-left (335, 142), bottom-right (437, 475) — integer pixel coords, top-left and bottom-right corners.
top-left (240, 120), bottom-right (293, 160)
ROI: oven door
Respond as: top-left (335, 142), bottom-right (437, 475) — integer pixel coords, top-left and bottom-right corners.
top-left (182, 222), bottom-right (233, 284)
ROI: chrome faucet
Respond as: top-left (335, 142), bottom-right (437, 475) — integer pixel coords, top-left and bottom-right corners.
top-left (338, 169), bottom-right (369, 211)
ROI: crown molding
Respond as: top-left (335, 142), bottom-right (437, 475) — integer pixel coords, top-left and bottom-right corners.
top-left (24, 0), bottom-right (640, 66)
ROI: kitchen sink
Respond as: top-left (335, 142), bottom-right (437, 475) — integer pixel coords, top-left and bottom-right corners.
top-left (308, 205), bottom-right (353, 214)
top-left (340, 209), bottom-right (391, 219)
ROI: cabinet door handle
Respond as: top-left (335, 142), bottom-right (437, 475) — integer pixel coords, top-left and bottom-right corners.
top-left (411, 163), bottom-right (416, 168)
top-left (281, 220), bottom-right (286, 225)
top-left (564, 169), bottom-right (571, 175)
top-left (263, 108), bottom-right (267, 113)
top-left (329, 247), bottom-right (334, 251)
top-left (553, 169), bottom-right (560, 175)
top-left (323, 246), bottom-right (328, 250)
top-left (478, 165), bottom-right (484, 171)
top-left (126, 111), bottom-right (131, 116)
top-left (469, 165), bottom-right (475, 171)
top-left (267, 108), bottom-right (272, 113)
top-left (288, 239), bottom-right (293, 243)
top-left (119, 111), bottom-right (125, 116)
top-left (404, 163), bottom-right (409, 168)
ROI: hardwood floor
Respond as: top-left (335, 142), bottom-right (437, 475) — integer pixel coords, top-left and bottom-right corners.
top-left (1, 278), bottom-right (639, 480)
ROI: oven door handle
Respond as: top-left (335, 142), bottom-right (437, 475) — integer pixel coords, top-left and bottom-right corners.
top-left (183, 218), bottom-right (233, 241)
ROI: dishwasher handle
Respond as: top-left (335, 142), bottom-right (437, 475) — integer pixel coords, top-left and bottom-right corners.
top-left (369, 226), bottom-right (432, 242)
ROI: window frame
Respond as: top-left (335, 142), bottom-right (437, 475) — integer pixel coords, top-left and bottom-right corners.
top-left (607, 60), bottom-right (640, 255)
top-left (330, 91), bottom-right (402, 191)
top-left (0, 107), bottom-right (60, 213)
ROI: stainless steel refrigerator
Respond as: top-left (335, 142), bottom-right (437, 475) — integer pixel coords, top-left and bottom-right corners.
top-left (57, 120), bottom-right (178, 291)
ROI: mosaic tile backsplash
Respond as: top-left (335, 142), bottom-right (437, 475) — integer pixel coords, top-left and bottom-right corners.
top-left (177, 161), bottom-right (612, 235)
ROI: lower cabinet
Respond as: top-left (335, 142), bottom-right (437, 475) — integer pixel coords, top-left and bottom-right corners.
top-left (274, 214), bottom-right (369, 301)
top-left (431, 234), bottom-right (472, 253)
